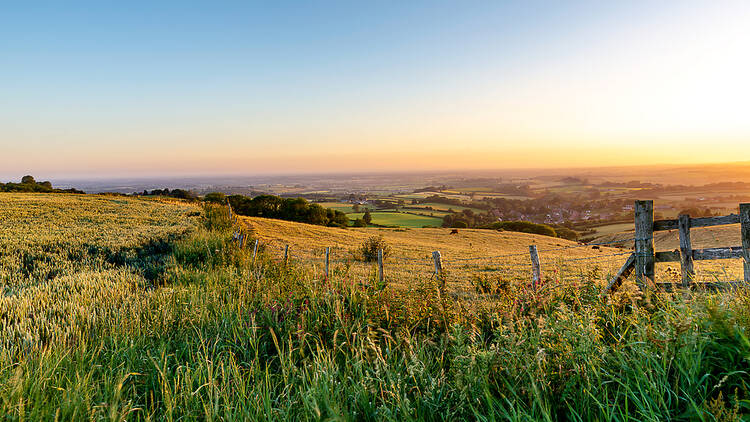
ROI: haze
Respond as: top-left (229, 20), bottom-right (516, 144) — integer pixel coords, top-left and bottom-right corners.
top-left (2, 1), bottom-right (749, 178)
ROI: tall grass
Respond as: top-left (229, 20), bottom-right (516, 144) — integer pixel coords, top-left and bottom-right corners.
top-left (1, 196), bottom-right (749, 420)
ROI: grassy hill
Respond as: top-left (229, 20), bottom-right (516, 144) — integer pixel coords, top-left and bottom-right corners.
top-left (240, 216), bottom-right (633, 296)
top-left (2, 193), bottom-right (750, 420)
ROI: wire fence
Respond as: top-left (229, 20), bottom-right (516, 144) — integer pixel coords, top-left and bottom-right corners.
top-left (226, 201), bottom-right (748, 294)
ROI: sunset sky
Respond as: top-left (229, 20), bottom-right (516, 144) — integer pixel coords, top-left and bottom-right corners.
top-left (2, 1), bottom-right (749, 178)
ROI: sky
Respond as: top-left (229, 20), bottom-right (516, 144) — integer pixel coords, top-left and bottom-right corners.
top-left (2, 1), bottom-right (749, 178)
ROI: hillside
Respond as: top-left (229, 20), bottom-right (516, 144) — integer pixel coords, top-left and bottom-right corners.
top-left (240, 216), bottom-right (632, 295)
top-left (2, 193), bottom-right (750, 419)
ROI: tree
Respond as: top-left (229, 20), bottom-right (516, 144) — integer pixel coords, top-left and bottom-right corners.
top-left (204, 192), bottom-right (226, 204)
top-left (352, 203), bottom-right (361, 213)
top-left (363, 210), bottom-right (372, 225)
top-left (21, 175), bottom-right (35, 184)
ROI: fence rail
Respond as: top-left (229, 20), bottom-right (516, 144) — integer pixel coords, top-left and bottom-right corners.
top-left (606, 201), bottom-right (750, 294)
top-left (225, 199), bottom-right (750, 295)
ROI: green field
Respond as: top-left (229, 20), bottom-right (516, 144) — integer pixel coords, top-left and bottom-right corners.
top-left (404, 202), bottom-right (484, 213)
top-left (314, 201), bottom-right (371, 213)
top-left (347, 211), bottom-right (443, 227)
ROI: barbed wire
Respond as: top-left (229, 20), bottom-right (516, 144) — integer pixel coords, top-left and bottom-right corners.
top-left (560, 251), bottom-right (633, 262)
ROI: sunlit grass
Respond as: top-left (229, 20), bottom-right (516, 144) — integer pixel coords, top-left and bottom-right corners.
top-left (0, 193), bottom-right (748, 420)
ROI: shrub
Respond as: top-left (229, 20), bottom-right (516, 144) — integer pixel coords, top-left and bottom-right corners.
top-left (486, 221), bottom-right (557, 237)
top-left (554, 227), bottom-right (579, 241)
top-left (358, 235), bottom-right (391, 262)
top-left (352, 218), bottom-right (367, 227)
top-left (203, 192), bottom-right (226, 204)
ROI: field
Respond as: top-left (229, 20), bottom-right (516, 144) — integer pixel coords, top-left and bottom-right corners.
top-left (2, 193), bottom-right (750, 420)
top-left (347, 211), bottom-right (443, 228)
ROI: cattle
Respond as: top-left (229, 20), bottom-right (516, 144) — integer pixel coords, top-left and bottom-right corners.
top-left (450, 229), bottom-right (459, 235)
top-left (592, 245), bottom-right (601, 250)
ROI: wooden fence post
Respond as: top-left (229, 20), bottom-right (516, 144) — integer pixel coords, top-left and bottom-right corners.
top-left (634, 200), bottom-right (655, 290)
top-left (432, 251), bottom-right (443, 283)
top-left (325, 247), bottom-right (330, 280)
top-left (529, 245), bottom-right (541, 291)
top-left (741, 203), bottom-right (750, 284)
top-left (678, 214), bottom-right (694, 288)
top-left (377, 249), bottom-right (384, 284)
top-left (252, 239), bottom-right (259, 264)
top-left (283, 245), bottom-right (289, 266)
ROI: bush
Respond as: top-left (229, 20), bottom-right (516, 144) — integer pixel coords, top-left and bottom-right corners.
top-left (451, 220), bottom-right (468, 228)
top-left (486, 221), bottom-right (557, 237)
top-left (358, 235), bottom-right (391, 262)
top-left (554, 227), bottom-right (579, 241)
top-left (352, 218), bottom-right (367, 227)
top-left (203, 192), bottom-right (226, 204)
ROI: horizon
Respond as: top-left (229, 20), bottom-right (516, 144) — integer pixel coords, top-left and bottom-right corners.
top-left (3, 1), bottom-right (750, 177)
top-left (5, 160), bottom-right (750, 192)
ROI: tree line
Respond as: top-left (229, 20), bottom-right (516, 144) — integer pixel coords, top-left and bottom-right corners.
top-left (134, 188), bottom-right (199, 201)
top-left (0, 175), bottom-right (84, 194)
top-left (206, 192), bottom-right (349, 227)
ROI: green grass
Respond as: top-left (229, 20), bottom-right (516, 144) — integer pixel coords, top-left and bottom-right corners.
top-left (314, 201), bottom-right (374, 214)
top-left (347, 211), bottom-right (444, 227)
top-left (2, 193), bottom-right (750, 420)
top-left (404, 202), bottom-right (485, 213)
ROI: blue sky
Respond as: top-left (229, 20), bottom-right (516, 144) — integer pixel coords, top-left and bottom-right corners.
top-left (2, 1), bottom-right (749, 178)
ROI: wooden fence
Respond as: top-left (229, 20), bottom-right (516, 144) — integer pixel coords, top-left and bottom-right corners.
top-left (606, 201), bottom-right (750, 294)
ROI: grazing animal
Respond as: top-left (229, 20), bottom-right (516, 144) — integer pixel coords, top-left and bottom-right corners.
top-left (592, 245), bottom-right (601, 250)
top-left (450, 229), bottom-right (459, 235)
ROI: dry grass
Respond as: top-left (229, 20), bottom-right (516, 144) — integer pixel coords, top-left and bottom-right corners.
top-left (241, 216), bottom-right (633, 296)
top-left (586, 223), bottom-right (745, 284)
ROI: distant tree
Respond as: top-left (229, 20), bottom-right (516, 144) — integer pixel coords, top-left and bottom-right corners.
top-left (554, 227), bottom-right (579, 241)
top-left (203, 192), bottom-right (226, 204)
top-left (21, 175), bottom-right (35, 184)
top-left (352, 203), bottom-right (361, 213)
top-left (352, 218), bottom-right (367, 227)
top-left (363, 210), bottom-right (372, 225)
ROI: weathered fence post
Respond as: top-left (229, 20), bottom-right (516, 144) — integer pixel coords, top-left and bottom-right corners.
top-left (741, 203), bottom-right (750, 284)
top-left (325, 247), bottom-right (330, 280)
top-left (678, 214), bottom-right (694, 288)
top-left (432, 251), bottom-right (443, 283)
top-left (634, 200), bottom-right (655, 290)
top-left (283, 245), bottom-right (289, 266)
top-left (529, 245), bottom-right (541, 291)
top-left (252, 239), bottom-right (259, 264)
top-left (377, 249), bottom-right (384, 284)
